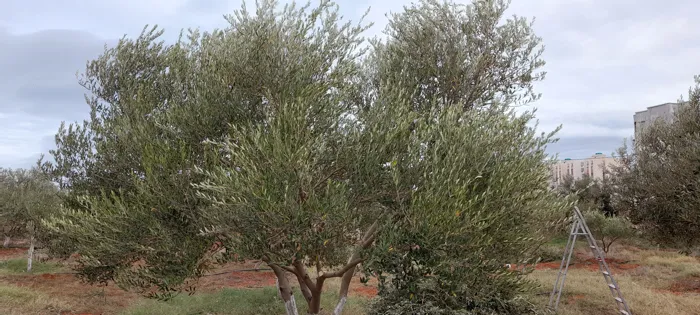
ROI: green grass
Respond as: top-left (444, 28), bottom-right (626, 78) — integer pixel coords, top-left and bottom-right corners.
top-left (0, 258), bottom-right (64, 274)
top-left (121, 286), bottom-right (369, 315)
top-left (547, 236), bottom-right (571, 247)
top-left (0, 283), bottom-right (70, 315)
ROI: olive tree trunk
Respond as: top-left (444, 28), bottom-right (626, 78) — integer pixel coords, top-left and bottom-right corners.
top-left (269, 263), bottom-right (299, 315)
top-left (27, 235), bottom-right (35, 272)
top-left (333, 222), bottom-right (378, 315)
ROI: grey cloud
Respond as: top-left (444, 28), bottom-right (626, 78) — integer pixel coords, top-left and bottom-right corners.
top-left (546, 136), bottom-right (626, 160)
top-left (538, 109), bottom-right (633, 130)
top-left (39, 134), bottom-right (56, 152)
top-left (177, 0), bottom-right (230, 16)
top-left (0, 28), bottom-right (107, 121)
top-left (510, 0), bottom-right (700, 158)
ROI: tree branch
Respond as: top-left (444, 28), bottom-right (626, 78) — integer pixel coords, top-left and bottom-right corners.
top-left (280, 265), bottom-right (298, 275)
top-left (319, 258), bottom-right (364, 280)
top-left (293, 260), bottom-right (318, 293)
top-left (261, 256), bottom-right (298, 276)
top-left (360, 220), bottom-right (379, 247)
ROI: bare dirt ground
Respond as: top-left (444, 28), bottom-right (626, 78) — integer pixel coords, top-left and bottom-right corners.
top-left (0, 247), bottom-right (377, 315)
top-left (3, 243), bottom-right (697, 315)
top-left (528, 245), bottom-right (700, 315)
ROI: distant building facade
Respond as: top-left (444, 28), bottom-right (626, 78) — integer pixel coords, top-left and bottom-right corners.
top-left (549, 153), bottom-right (617, 187)
top-left (633, 102), bottom-right (684, 141)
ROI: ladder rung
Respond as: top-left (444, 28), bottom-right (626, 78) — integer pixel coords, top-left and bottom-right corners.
top-left (572, 233), bottom-right (588, 235)
top-left (615, 297), bottom-right (623, 303)
top-left (608, 284), bottom-right (617, 289)
top-left (620, 310), bottom-right (629, 315)
top-left (590, 245), bottom-right (597, 249)
top-left (602, 271), bottom-right (610, 276)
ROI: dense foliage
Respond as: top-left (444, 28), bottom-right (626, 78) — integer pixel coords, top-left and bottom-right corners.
top-left (364, 104), bottom-right (566, 315)
top-left (358, 0), bottom-right (567, 313)
top-left (40, 0), bottom-right (569, 314)
top-left (612, 75), bottom-right (700, 253)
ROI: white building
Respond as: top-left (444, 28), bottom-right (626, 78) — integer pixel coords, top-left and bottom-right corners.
top-left (549, 153), bottom-right (617, 187)
top-left (633, 102), bottom-right (684, 142)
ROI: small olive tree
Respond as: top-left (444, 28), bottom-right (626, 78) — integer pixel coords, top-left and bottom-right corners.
top-left (0, 166), bottom-right (60, 271)
top-left (582, 209), bottom-right (635, 253)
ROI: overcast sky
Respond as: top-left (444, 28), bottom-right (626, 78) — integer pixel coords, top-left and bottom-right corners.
top-left (1, 0), bottom-right (699, 168)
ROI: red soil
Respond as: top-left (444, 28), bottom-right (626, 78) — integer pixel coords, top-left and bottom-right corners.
top-left (669, 276), bottom-right (700, 294)
top-left (1, 253), bottom-right (379, 314)
top-left (528, 256), bottom-right (640, 274)
top-left (352, 285), bottom-right (378, 297)
top-left (0, 247), bottom-right (26, 259)
top-left (567, 294), bottom-right (585, 304)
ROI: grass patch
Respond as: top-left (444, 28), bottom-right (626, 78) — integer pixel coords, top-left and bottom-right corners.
top-left (0, 258), bottom-right (64, 274)
top-left (548, 236), bottom-right (570, 247)
top-left (0, 283), bottom-right (70, 315)
top-left (536, 244), bottom-right (565, 263)
top-left (531, 266), bottom-right (700, 315)
top-left (122, 286), bottom-right (369, 315)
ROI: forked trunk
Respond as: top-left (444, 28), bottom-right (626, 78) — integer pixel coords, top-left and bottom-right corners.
top-left (3, 235), bottom-right (10, 248)
top-left (27, 235), bottom-right (35, 272)
top-left (291, 260), bottom-right (323, 315)
top-left (269, 263), bottom-right (299, 315)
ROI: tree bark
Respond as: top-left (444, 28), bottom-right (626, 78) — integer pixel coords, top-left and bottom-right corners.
top-left (269, 263), bottom-right (299, 315)
top-left (333, 296), bottom-right (348, 315)
top-left (293, 260), bottom-right (323, 315)
top-left (3, 235), bottom-right (10, 248)
top-left (333, 221), bottom-right (378, 315)
top-left (294, 271), bottom-right (314, 304)
top-left (308, 287), bottom-right (324, 315)
top-left (27, 235), bottom-right (35, 273)
top-left (333, 254), bottom-right (358, 315)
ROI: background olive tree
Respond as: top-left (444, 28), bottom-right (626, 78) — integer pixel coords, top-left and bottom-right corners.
top-left (0, 169), bottom-right (25, 248)
top-left (582, 209), bottom-right (635, 254)
top-left (554, 171), bottom-right (635, 254)
top-left (612, 75), bottom-right (700, 254)
top-left (0, 166), bottom-right (60, 271)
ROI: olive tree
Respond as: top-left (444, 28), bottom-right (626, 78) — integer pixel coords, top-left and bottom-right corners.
top-left (42, 0), bottom-right (370, 305)
top-left (582, 209), bottom-right (635, 254)
top-left (0, 168), bottom-right (25, 248)
top-left (0, 171), bottom-right (24, 248)
top-left (42, 1), bottom-right (569, 315)
top-left (613, 75), bottom-right (700, 253)
top-left (0, 166), bottom-right (60, 271)
top-left (356, 1), bottom-right (567, 313)
top-left (361, 104), bottom-right (568, 315)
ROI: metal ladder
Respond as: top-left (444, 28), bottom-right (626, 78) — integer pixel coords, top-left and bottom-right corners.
top-left (548, 206), bottom-right (632, 315)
